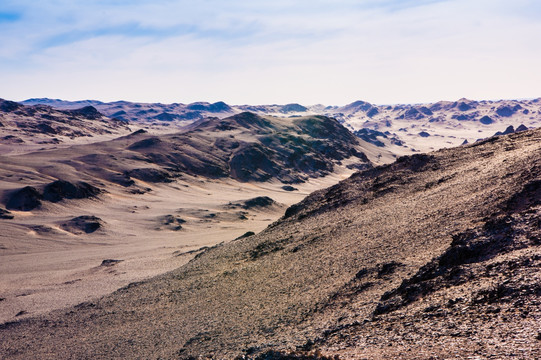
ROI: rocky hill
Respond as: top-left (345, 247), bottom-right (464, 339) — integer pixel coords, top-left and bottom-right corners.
top-left (0, 112), bottom-right (373, 191)
top-left (1, 127), bottom-right (539, 359)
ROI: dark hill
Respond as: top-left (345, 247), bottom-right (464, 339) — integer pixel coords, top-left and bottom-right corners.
top-left (1, 128), bottom-right (540, 359)
top-left (122, 113), bottom-right (371, 183)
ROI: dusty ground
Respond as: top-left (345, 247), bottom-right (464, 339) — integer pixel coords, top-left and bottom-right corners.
top-left (0, 173), bottom-right (356, 324)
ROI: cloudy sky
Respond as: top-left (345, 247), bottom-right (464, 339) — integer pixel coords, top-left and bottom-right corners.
top-left (1, 0), bottom-right (540, 105)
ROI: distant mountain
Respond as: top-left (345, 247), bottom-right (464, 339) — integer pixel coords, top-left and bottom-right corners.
top-left (332, 98), bottom-right (541, 153)
top-left (22, 98), bottom-right (237, 123)
top-left (21, 97), bottom-right (541, 155)
top-left (2, 125), bottom-right (539, 359)
top-left (22, 98), bottom-right (105, 109)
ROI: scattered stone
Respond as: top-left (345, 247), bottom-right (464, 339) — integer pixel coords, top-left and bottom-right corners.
top-left (159, 214), bottom-right (186, 231)
top-left (282, 185), bottom-right (298, 192)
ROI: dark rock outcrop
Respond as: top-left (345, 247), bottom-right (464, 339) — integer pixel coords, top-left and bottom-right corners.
top-left (0, 100), bottom-right (22, 113)
top-left (418, 106), bottom-right (433, 116)
top-left (0, 207), bottom-right (14, 219)
top-left (68, 106), bottom-right (103, 120)
top-left (496, 105), bottom-right (521, 117)
top-left (125, 168), bottom-right (173, 183)
top-left (242, 196), bottom-right (276, 209)
top-left (479, 115), bottom-right (494, 125)
top-left (282, 185), bottom-right (298, 192)
top-left (158, 215), bottom-right (186, 231)
top-left (43, 180), bottom-right (101, 202)
top-left (366, 107), bottom-right (379, 117)
top-left (61, 215), bottom-right (103, 234)
top-left (6, 186), bottom-right (42, 211)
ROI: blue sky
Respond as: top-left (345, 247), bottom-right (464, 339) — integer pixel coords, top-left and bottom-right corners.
top-left (1, 0), bottom-right (540, 105)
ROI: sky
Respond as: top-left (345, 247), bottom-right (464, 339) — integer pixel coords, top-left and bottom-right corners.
top-left (0, 0), bottom-right (540, 105)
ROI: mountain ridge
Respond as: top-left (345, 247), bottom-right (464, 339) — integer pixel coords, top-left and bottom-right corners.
top-left (20, 97), bottom-right (541, 155)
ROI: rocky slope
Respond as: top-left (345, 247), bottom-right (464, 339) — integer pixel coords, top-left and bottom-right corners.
top-left (1, 127), bottom-right (539, 359)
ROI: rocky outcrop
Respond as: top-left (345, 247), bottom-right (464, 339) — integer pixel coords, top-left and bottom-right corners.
top-left (43, 180), bottom-right (101, 202)
top-left (6, 186), bottom-right (42, 211)
top-left (60, 215), bottom-right (104, 234)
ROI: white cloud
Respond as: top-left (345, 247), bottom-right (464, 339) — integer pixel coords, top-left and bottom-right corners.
top-left (1, 0), bottom-right (540, 104)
